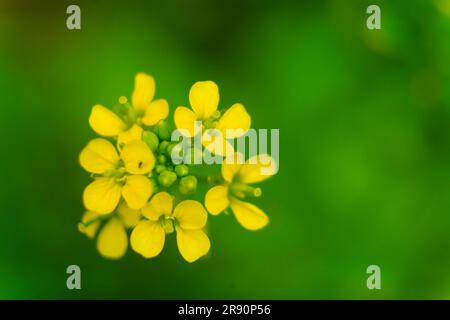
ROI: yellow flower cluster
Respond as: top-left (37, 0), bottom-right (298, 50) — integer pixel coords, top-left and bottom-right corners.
top-left (78, 73), bottom-right (277, 262)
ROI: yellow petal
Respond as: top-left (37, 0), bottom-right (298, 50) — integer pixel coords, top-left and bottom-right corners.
top-left (130, 220), bottom-right (165, 258)
top-left (229, 198), bottom-right (269, 230)
top-left (117, 125), bottom-right (143, 150)
top-left (120, 139), bottom-right (155, 174)
top-left (238, 154), bottom-right (278, 184)
top-left (189, 81), bottom-right (219, 120)
top-left (142, 99), bottom-right (169, 126)
top-left (221, 153), bottom-right (244, 182)
top-left (202, 130), bottom-right (234, 157)
top-left (132, 73), bottom-right (155, 111)
top-left (79, 138), bottom-right (119, 174)
top-left (96, 217), bottom-right (128, 259)
top-left (173, 200), bottom-right (207, 229)
top-left (89, 104), bottom-right (126, 136)
top-left (142, 191), bottom-right (173, 221)
top-left (118, 202), bottom-right (141, 228)
top-left (174, 106), bottom-right (198, 137)
top-left (176, 228), bottom-right (210, 263)
top-left (83, 177), bottom-right (121, 214)
top-left (78, 211), bottom-right (101, 239)
top-left (122, 175), bottom-right (153, 210)
top-left (216, 103), bottom-right (251, 138)
top-left (204, 186), bottom-right (229, 215)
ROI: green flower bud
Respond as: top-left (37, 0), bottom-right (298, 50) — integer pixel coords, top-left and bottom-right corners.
top-left (175, 164), bottom-right (189, 177)
top-left (159, 141), bottom-right (170, 154)
top-left (155, 164), bottom-right (166, 174)
top-left (156, 120), bottom-right (171, 141)
top-left (157, 154), bottom-right (167, 164)
top-left (158, 170), bottom-right (177, 187)
top-left (142, 130), bottom-right (159, 152)
top-left (150, 177), bottom-right (159, 193)
top-left (178, 175), bottom-right (197, 195)
top-left (166, 142), bottom-right (177, 159)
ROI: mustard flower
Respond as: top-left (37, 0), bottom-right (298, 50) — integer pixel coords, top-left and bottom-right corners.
top-left (79, 138), bottom-right (155, 214)
top-left (79, 72), bottom-right (279, 262)
top-left (88, 73), bottom-right (169, 147)
top-left (204, 154), bottom-right (277, 230)
top-left (173, 81), bottom-right (251, 156)
top-left (131, 192), bottom-right (210, 263)
top-left (78, 203), bottom-right (140, 259)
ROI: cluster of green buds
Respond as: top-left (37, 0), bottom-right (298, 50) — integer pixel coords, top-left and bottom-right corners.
top-left (142, 129), bottom-right (198, 195)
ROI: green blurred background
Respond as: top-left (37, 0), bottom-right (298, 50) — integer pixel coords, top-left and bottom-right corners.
top-left (1, 0), bottom-right (450, 299)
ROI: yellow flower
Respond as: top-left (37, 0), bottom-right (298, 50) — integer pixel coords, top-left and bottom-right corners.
top-left (79, 138), bottom-right (155, 214)
top-left (131, 192), bottom-right (210, 263)
top-left (78, 203), bottom-right (141, 259)
top-left (173, 81), bottom-right (251, 156)
top-left (204, 154), bottom-right (277, 230)
top-left (88, 73), bottom-right (169, 146)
